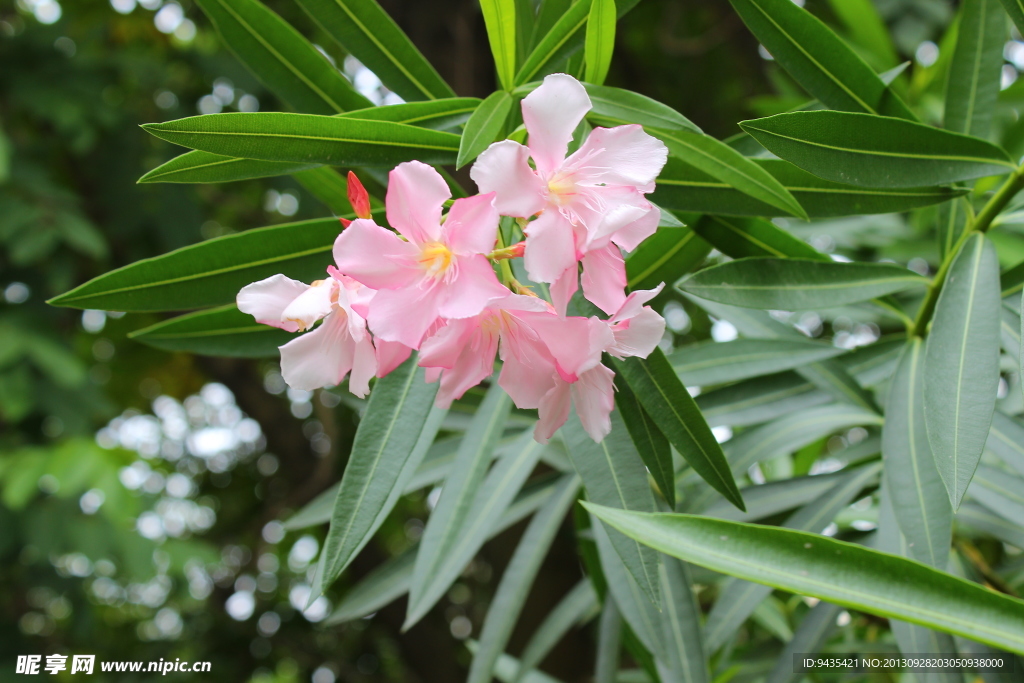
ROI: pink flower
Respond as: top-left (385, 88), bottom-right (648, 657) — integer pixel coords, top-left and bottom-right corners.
top-left (236, 272), bottom-right (377, 395)
top-left (334, 161), bottom-right (509, 348)
top-left (470, 73), bottom-right (668, 315)
top-left (418, 293), bottom-right (555, 408)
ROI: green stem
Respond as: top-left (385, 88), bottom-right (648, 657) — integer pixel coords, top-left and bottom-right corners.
top-left (911, 166), bottom-right (1024, 337)
top-left (493, 230), bottom-right (516, 285)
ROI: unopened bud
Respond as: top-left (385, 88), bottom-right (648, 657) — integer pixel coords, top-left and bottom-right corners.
top-left (339, 217), bottom-right (352, 228)
top-left (347, 171), bottom-right (372, 219)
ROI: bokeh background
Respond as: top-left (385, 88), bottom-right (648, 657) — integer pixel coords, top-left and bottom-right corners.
top-left (0, 0), bottom-right (1006, 681)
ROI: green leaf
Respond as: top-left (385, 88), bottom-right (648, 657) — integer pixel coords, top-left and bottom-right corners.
top-left (624, 227), bottom-right (711, 292)
top-left (677, 257), bottom-right (926, 310)
top-left (969, 464), bottom-right (1024, 527)
top-left (766, 601), bottom-right (841, 683)
top-left (482, 0), bottom-right (519, 90)
top-left (584, 84), bottom-right (702, 134)
top-left (594, 596), bottom-right (622, 683)
top-left (612, 350), bottom-right (745, 511)
top-left (740, 111), bottom-right (1015, 188)
top-left (293, 166), bottom-right (356, 214)
top-left (696, 371), bottom-right (829, 429)
top-left (924, 233), bottom-right (1002, 509)
top-left (137, 150), bottom-right (317, 184)
top-left (882, 339), bottom-right (952, 568)
top-left (194, 0), bottom-right (371, 115)
top-left (654, 129), bottom-right (808, 220)
top-left (703, 463), bottom-right (881, 652)
top-left (467, 474), bottom-right (580, 683)
top-left (945, 0), bottom-right (1005, 140)
top-left (702, 470), bottom-right (854, 523)
top-left (937, 197), bottom-right (971, 260)
top-left (128, 304), bottom-right (292, 357)
top-left (988, 410), bottom-right (1024, 478)
top-left (692, 215), bottom-right (826, 261)
top-left (292, 0), bottom-right (456, 101)
top-left (659, 557), bottom-right (710, 683)
top-left (405, 384), bottom-right (516, 628)
top-left (613, 374), bottom-right (675, 508)
top-left (319, 359), bottom-right (441, 589)
top-left (668, 338), bottom-right (846, 387)
top-left (1003, 260), bottom-right (1024, 299)
top-left (728, 0), bottom-right (914, 119)
top-left (513, 579), bottom-right (598, 683)
top-left (457, 91), bottom-right (514, 169)
top-left (958, 502), bottom-right (1024, 549)
top-left (325, 546), bottom-right (416, 624)
top-left (142, 113), bottom-right (461, 167)
top-left (654, 157), bottom-right (968, 218)
top-left (582, 502), bottom-right (1024, 654)
top-left (584, 0), bottom-right (615, 85)
top-left (1000, 0), bottom-right (1024, 35)
top-left (563, 410), bottom-right (662, 606)
top-left (823, 0), bottom-right (898, 70)
top-left (49, 217), bottom-right (346, 311)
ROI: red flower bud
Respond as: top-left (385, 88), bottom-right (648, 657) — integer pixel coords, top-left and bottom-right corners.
top-left (347, 171), bottom-right (372, 220)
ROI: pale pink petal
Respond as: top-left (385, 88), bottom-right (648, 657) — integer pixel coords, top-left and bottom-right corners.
top-left (572, 364), bottom-right (616, 442)
top-left (565, 125), bottom-right (668, 188)
top-left (522, 74), bottom-right (592, 177)
top-left (499, 348), bottom-right (557, 409)
top-left (581, 244), bottom-right (627, 315)
top-left (534, 379), bottom-right (572, 444)
top-left (469, 140), bottom-right (547, 217)
top-left (609, 283), bottom-right (665, 324)
top-left (490, 292), bottom-right (552, 314)
top-left (385, 161), bottom-right (451, 244)
top-left (279, 312), bottom-right (355, 391)
top-left (438, 256), bottom-right (508, 319)
top-left (549, 266), bottom-right (579, 318)
top-left (366, 284), bottom-right (445, 348)
top-left (333, 219), bottom-right (420, 290)
top-left (610, 202), bottom-right (660, 252)
top-left (348, 335), bottom-right (378, 397)
top-left (609, 308), bottom-right (666, 359)
top-left (281, 278), bottom-right (337, 331)
top-left (419, 317), bottom-right (480, 370)
top-left (523, 209), bottom-right (578, 284)
top-left (442, 193), bottom-right (500, 256)
top-left (520, 312), bottom-right (611, 378)
top-left (425, 367), bottom-right (442, 383)
top-left (333, 281), bottom-right (370, 342)
top-left (580, 201), bottom-right (649, 251)
top-left (375, 338), bottom-right (413, 377)
top-left (237, 274), bottom-right (308, 332)
top-left (434, 329), bottom-right (499, 408)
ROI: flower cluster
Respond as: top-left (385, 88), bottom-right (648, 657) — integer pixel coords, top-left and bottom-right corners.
top-left (237, 74), bottom-right (669, 443)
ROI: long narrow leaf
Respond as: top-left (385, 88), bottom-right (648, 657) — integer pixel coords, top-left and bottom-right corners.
top-left (513, 579), bottom-right (598, 683)
top-left (614, 374), bottom-right (675, 508)
top-left (624, 227), bottom-right (711, 292)
top-left (669, 338), bottom-right (846, 387)
top-left (457, 91), bottom-right (514, 169)
top-left (945, 0), bottom-right (1005, 139)
top-left (659, 557), bottom-right (709, 683)
top-left (482, 0), bottom-right (519, 90)
top-left (128, 304), bottom-right (292, 357)
top-left (584, 0), bottom-right (615, 85)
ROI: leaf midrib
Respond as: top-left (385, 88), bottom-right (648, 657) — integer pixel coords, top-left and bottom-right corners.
top-left (151, 127), bottom-right (459, 152)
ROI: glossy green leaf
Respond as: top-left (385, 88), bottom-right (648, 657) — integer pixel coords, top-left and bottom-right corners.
top-left (584, 0), bottom-right (615, 85)
top-left (513, 579), bottom-right (598, 683)
top-left (654, 129), bottom-right (808, 220)
top-left (405, 385), bottom-right (517, 628)
top-left (482, 0), bottom-right (518, 90)
top-left (292, 0), bottom-right (455, 101)
top-left (937, 197), bottom-right (971, 260)
top-left (293, 166), bottom-right (356, 214)
top-left (740, 111), bottom-right (1015, 188)
top-left (703, 463), bottom-right (881, 652)
top-left (142, 113), bottom-right (461, 167)
top-left (614, 373), bottom-right (674, 508)
top-left (128, 304), bottom-right (291, 357)
top-left (824, 0), bottom-right (898, 69)
top-left (594, 596), bottom-right (622, 683)
top-left (669, 338), bottom-right (845, 387)
top-left (456, 91), bottom-right (514, 169)
top-left (612, 350), bottom-right (745, 511)
top-left (765, 600), bottom-right (841, 683)
top-left (582, 502), bottom-right (1024, 654)
top-left (677, 258), bottom-right (926, 310)
top-left (691, 215), bottom-right (826, 261)
top-left (467, 474), bottom-right (580, 683)
top-left (194, 0), bottom-right (371, 115)
top-left (563, 410), bottom-right (661, 606)
top-left (658, 557), bottom-right (709, 683)
top-left (515, 0), bottom-right (590, 85)
top-left (1000, 0), bottom-right (1024, 35)
top-left (924, 234), bottom-right (1001, 509)
top-left (654, 157), bottom-right (968, 218)
top-left (137, 150), bottom-right (317, 184)
top-left (624, 227), bottom-right (711, 292)
top-left (319, 359), bottom-right (440, 591)
top-left (49, 217), bottom-right (346, 311)
top-left (729, 0), bottom-right (913, 119)
top-left (882, 339), bottom-right (952, 568)
top-left (945, 0), bottom-right (1005, 139)
top-left (584, 84), bottom-right (701, 134)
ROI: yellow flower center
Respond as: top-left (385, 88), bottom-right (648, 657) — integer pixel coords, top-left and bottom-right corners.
top-left (419, 242), bottom-right (453, 278)
top-left (547, 172), bottom-right (576, 206)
